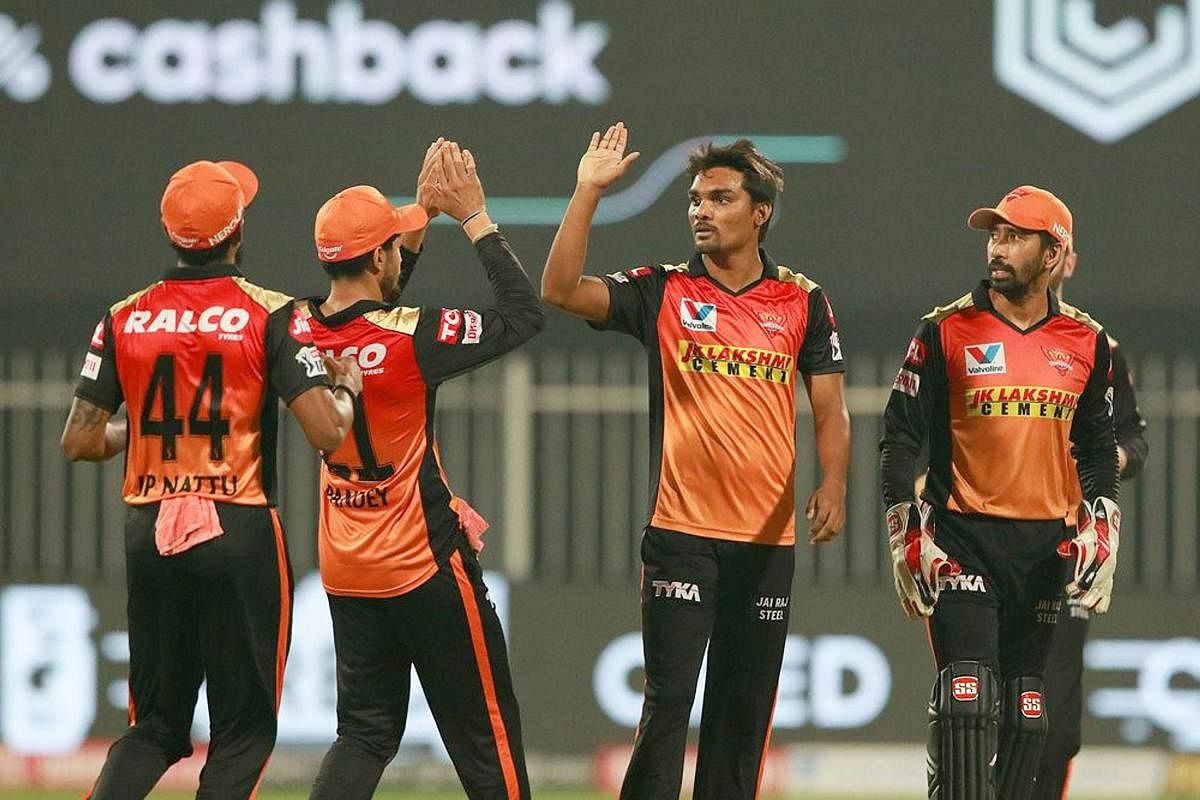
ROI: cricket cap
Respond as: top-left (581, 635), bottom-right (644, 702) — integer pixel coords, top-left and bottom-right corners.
top-left (314, 186), bottom-right (429, 262)
top-left (161, 160), bottom-right (258, 250)
top-left (968, 185), bottom-right (1072, 247)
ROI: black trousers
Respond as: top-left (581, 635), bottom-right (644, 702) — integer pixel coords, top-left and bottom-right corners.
top-left (1033, 602), bottom-right (1089, 800)
top-left (620, 527), bottom-right (794, 800)
top-left (927, 511), bottom-right (1069, 679)
top-left (87, 504), bottom-right (293, 800)
top-left (308, 546), bottom-right (529, 800)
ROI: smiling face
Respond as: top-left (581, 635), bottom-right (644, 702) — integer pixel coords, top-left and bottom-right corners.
top-left (687, 167), bottom-right (771, 256)
top-left (985, 223), bottom-right (1061, 302)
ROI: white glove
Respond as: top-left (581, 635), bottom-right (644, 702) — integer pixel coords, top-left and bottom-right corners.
top-left (1058, 497), bottom-right (1120, 614)
top-left (886, 501), bottom-right (961, 620)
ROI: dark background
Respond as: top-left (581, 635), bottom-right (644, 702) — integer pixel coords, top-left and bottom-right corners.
top-left (1, 0), bottom-right (1193, 362)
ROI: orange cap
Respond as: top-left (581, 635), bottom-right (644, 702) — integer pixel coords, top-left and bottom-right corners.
top-left (161, 160), bottom-right (259, 249)
top-left (967, 185), bottom-right (1072, 247)
top-left (314, 186), bottom-right (429, 262)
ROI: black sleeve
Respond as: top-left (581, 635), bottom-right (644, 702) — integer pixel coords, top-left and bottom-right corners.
top-left (1109, 343), bottom-right (1148, 479)
top-left (586, 266), bottom-right (670, 344)
top-left (797, 287), bottom-right (846, 375)
top-left (266, 303), bottom-right (332, 404)
top-left (413, 232), bottom-right (544, 385)
top-left (880, 320), bottom-right (945, 507)
top-left (396, 244), bottom-right (422, 295)
top-left (1070, 331), bottom-right (1120, 501)
top-left (73, 313), bottom-right (123, 413)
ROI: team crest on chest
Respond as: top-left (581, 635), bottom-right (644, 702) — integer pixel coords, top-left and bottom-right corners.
top-left (757, 310), bottom-right (786, 334)
top-left (1041, 346), bottom-right (1076, 377)
top-left (964, 342), bottom-right (1006, 376)
top-left (680, 298), bottom-right (718, 332)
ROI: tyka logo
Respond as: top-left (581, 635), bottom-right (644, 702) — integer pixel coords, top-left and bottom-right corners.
top-left (651, 580), bottom-right (700, 602)
top-left (0, 15), bottom-right (51, 102)
top-left (680, 299), bottom-right (717, 332)
top-left (965, 342), bottom-right (1007, 376)
top-left (995, 0), bottom-right (1200, 143)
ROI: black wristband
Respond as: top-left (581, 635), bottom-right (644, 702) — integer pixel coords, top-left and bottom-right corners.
top-left (331, 383), bottom-right (358, 401)
top-left (461, 209), bottom-right (485, 226)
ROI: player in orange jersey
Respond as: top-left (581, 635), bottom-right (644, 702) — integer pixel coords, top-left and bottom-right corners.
top-left (303, 140), bottom-right (543, 800)
top-left (542, 123), bottom-right (850, 800)
top-left (880, 186), bottom-right (1120, 799)
top-left (62, 160), bottom-right (360, 799)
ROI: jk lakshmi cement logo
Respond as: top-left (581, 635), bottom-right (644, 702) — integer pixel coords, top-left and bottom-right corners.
top-left (995, 0), bottom-right (1200, 142)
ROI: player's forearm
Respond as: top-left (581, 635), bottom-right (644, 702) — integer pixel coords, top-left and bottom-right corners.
top-left (477, 232), bottom-right (545, 340)
top-left (541, 184), bottom-right (602, 307)
top-left (103, 418), bottom-right (128, 459)
top-left (813, 404), bottom-right (850, 491)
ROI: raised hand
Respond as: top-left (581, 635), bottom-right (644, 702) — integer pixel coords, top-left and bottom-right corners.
top-left (415, 138), bottom-right (445, 219)
top-left (430, 140), bottom-right (486, 223)
top-left (577, 121), bottom-right (640, 191)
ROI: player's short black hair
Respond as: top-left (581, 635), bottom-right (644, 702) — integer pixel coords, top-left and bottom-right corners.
top-left (321, 234), bottom-right (400, 279)
top-left (686, 139), bottom-right (785, 242)
top-left (172, 226), bottom-right (241, 267)
top-left (1037, 231), bottom-right (1056, 251)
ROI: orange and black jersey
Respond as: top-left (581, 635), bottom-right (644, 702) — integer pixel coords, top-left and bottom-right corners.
top-left (303, 232), bottom-right (543, 598)
top-left (880, 280), bottom-right (1119, 519)
top-left (73, 263), bottom-right (331, 506)
top-left (590, 251), bottom-right (844, 547)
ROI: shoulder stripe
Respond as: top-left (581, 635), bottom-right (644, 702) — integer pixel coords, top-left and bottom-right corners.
top-left (231, 277), bottom-right (293, 313)
top-left (364, 306), bottom-right (420, 335)
top-left (109, 282), bottom-right (161, 315)
top-left (1106, 333), bottom-right (1119, 350)
top-left (922, 293), bottom-right (974, 323)
top-left (662, 262), bottom-right (688, 274)
top-left (775, 266), bottom-right (819, 293)
top-left (1058, 300), bottom-right (1104, 334)
top-left (294, 299), bottom-right (314, 320)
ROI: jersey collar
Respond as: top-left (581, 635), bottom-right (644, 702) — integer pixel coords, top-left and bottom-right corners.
top-left (687, 248), bottom-right (777, 296)
top-left (161, 263), bottom-right (243, 281)
top-left (305, 297), bottom-right (390, 328)
top-left (972, 279), bottom-right (1060, 333)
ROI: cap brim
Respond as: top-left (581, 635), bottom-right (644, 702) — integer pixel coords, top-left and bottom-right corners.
top-left (216, 160), bottom-right (259, 208)
top-left (967, 207), bottom-right (1006, 231)
top-left (392, 203), bottom-right (429, 234)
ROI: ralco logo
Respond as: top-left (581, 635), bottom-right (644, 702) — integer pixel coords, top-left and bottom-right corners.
top-left (1020, 690), bottom-right (1043, 718)
top-left (952, 675), bottom-right (979, 701)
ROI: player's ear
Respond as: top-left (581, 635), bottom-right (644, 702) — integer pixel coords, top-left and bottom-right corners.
top-left (754, 201), bottom-right (772, 231)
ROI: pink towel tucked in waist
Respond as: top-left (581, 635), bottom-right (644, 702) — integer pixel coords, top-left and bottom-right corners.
top-left (155, 496), bottom-right (225, 556)
top-left (450, 497), bottom-right (490, 554)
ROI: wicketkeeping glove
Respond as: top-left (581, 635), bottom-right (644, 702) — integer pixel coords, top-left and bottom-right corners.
top-left (886, 501), bottom-right (961, 620)
top-left (1058, 496), bottom-right (1120, 614)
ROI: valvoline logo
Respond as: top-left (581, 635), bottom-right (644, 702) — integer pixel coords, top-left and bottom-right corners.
top-left (965, 342), bottom-right (1006, 376)
top-left (680, 298), bottom-right (717, 332)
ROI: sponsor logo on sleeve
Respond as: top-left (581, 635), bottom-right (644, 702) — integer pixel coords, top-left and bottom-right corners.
top-left (1020, 690), bottom-right (1044, 718)
top-left (905, 337), bottom-right (925, 366)
top-left (893, 368), bottom-right (920, 397)
top-left (951, 675), bottom-right (980, 702)
top-left (90, 321), bottom-right (105, 349)
top-left (680, 298), bottom-right (717, 332)
top-left (625, 266), bottom-right (654, 280)
top-left (462, 310), bottom-right (482, 344)
top-left (81, 353), bottom-right (102, 381)
top-left (964, 342), bottom-right (1006, 375)
top-left (824, 294), bottom-right (837, 325)
top-left (290, 308), bottom-right (313, 341)
top-left (606, 271), bottom-right (630, 284)
top-left (437, 308), bottom-right (462, 344)
top-left (295, 345), bottom-right (326, 378)
top-left (829, 331), bottom-right (843, 361)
